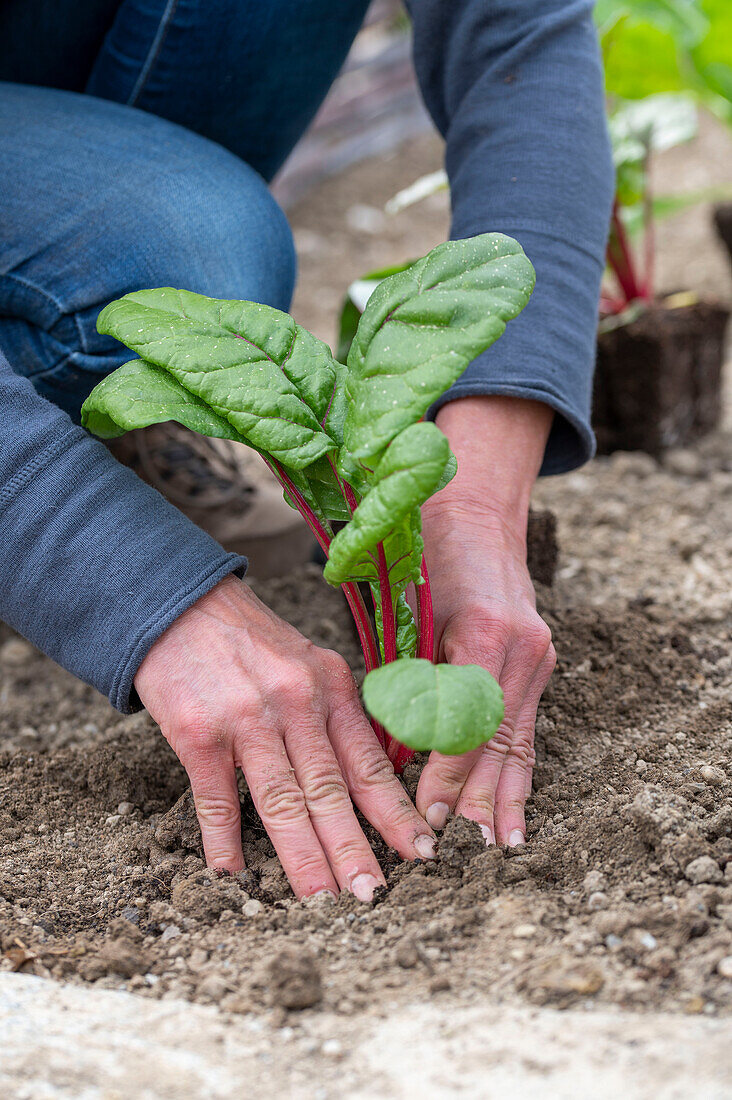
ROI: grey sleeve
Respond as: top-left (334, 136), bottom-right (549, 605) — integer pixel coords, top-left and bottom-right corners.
top-left (0, 353), bottom-right (246, 711)
top-left (408, 0), bottom-right (615, 473)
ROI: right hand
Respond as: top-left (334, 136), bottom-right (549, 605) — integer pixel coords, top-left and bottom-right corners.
top-left (134, 575), bottom-right (437, 900)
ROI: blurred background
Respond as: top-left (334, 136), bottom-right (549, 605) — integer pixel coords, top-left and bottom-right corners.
top-left (271, 0), bottom-right (732, 354)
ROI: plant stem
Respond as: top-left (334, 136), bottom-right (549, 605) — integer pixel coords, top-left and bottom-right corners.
top-left (376, 541), bottom-right (398, 665)
top-left (416, 554), bottom-right (434, 661)
top-left (267, 459), bottom-right (381, 679)
top-left (607, 200), bottom-right (644, 306)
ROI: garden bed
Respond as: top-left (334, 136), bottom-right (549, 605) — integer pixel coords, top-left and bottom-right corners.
top-left (1, 121), bottom-right (731, 1091)
top-left (2, 433), bottom-right (731, 1018)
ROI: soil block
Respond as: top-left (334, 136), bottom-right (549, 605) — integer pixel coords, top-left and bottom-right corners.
top-left (713, 202), bottom-right (732, 267)
top-left (527, 508), bottom-right (558, 587)
top-left (593, 299), bottom-right (729, 456)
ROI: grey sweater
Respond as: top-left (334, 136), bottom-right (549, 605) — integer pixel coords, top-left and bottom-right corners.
top-left (0, 0), bottom-right (613, 710)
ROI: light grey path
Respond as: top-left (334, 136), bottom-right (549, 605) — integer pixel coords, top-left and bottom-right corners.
top-left (2, 974), bottom-right (731, 1100)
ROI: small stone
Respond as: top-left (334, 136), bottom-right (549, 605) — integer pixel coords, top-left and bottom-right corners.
top-left (196, 974), bottom-right (229, 1002)
top-left (638, 932), bottom-right (658, 951)
top-left (664, 449), bottom-right (703, 478)
top-left (684, 996), bottom-right (705, 1015)
top-left (105, 815), bottom-right (122, 827)
top-left (587, 892), bottom-right (608, 912)
top-left (160, 924), bottom-right (181, 942)
top-left (717, 956), bottom-right (732, 979)
top-left (395, 938), bottom-right (419, 968)
top-left (605, 935), bottom-right (622, 949)
top-left (242, 899), bottom-right (264, 918)
top-left (322, 1039), bottom-right (342, 1057)
top-left (513, 924), bottom-right (537, 939)
top-left (583, 870), bottom-right (606, 893)
top-left (684, 856), bottom-right (723, 885)
top-left (0, 638), bottom-right (34, 667)
top-left (117, 802), bottom-right (135, 816)
top-left (700, 766), bottom-right (726, 787)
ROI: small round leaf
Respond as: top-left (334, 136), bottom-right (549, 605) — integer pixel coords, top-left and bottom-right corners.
top-left (362, 659), bottom-right (504, 756)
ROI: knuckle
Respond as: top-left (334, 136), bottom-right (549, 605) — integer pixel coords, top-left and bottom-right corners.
top-left (444, 612), bottom-right (510, 669)
top-left (304, 765), bottom-right (349, 809)
top-left (350, 748), bottom-right (396, 791)
top-left (506, 730), bottom-right (536, 768)
top-left (426, 755), bottom-right (472, 789)
top-left (281, 671), bottom-right (319, 711)
top-left (460, 791), bottom-right (496, 821)
top-left (194, 795), bottom-right (240, 831)
top-left (517, 619), bottom-right (552, 663)
top-left (483, 722), bottom-right (516, 759)
top-left (287, 852), bottom-right (330, 884)
top-left (257, 775), bottom-right (307, 823)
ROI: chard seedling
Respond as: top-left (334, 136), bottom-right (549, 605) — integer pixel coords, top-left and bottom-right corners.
top-left (82, 233), bottom-right (534, 770)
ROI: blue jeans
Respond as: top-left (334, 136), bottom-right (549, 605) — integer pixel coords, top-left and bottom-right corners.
top-left (0, 0), bottom-right (371, 419)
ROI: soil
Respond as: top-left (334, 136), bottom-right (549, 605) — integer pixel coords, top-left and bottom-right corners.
top-left (1, 103), bottom-right (732, 1058)
top-left (594, 300), bottom-right (730, 455)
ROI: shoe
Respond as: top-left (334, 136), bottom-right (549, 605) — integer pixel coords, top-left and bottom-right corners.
top-left (108, 423), bottom-right (314, 578)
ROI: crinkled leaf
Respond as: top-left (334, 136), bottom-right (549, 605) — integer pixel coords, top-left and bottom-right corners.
top-left (371, 587), bottom-right (418, 661)
top-left (81, 358), bottom-right (245, 442)
top-left (341, 233), bottom-right (535, 470)
top-left (97, 288), bottom-right (342, 469)
top-left (362, 660), bottom-right (504, 755)
top-left (324, 422), bottom-right (450, 586)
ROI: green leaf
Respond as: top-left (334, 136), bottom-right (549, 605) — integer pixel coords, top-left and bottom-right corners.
top-left (97, 288), bottom-right (342, 470)
top-left (323, 422), bottom-right (450, 586)
top-left (81, 358), bottom-right (245, 442)
top-left (362, 660), bottom-right (504, 755)
top-left (342, 233), bottom-right (535, 471)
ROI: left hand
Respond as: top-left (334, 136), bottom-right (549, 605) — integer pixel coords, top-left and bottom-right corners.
top-left (415, 395), bottom-right (556, 846)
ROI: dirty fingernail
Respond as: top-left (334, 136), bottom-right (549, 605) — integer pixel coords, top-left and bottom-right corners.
top-left (480, 824), bottom-right (495, 846)
top-left (426, 802), bottom-right (450, 830)
top-left (508, 829), bottom-right (525, 847)
top-left (414, 834), bottom-right (438, 860)
top-left (350, 873), bottom-right (380, 902)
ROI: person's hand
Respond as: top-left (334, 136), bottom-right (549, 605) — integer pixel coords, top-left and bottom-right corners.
top-left (134, 575), bottom-right (436, 899)
top-left (415, 395), bottom-right (556, 847)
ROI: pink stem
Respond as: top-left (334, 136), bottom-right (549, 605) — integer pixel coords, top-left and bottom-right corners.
top-left (390, 555), bottom-right (434, 773)
top-left (267, 460), bottom-right (383, 736)
top-left (607, 201), bottom-right (644, 306)
top-left (416, 555), bottom-right (434, 662)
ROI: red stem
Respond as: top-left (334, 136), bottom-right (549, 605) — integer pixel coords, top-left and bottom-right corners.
top-left (267, 458), bottom-right (382, 712)
top-left (607, 201), bottom-right (644, 306)
top-left (376, 541), bottom-right (397, 665)
top-left (416, 555), bottom-right (434, 662)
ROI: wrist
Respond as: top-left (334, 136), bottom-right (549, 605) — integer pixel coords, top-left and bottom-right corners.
top-left (428, 395), bottom-right (553, 537)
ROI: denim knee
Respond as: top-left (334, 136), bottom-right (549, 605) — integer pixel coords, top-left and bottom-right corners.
top-left (1, 88), bottom-right (296, 419)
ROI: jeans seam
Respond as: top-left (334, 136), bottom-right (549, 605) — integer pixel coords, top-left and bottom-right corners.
top-left (127, 0), bottom-right (180, 107)
top-left (1, 271), bottom-right (64, 325)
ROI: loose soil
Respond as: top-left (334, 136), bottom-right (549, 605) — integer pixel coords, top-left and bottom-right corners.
top-left (1, 113), bottom-right (731, 1035)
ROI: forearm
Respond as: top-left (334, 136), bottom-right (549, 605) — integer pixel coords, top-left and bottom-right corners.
top-left (0, 353), bottom-right (245, 711)
top-left (409, 0), bottom-right (614, 474)
top-left (427, 395), bottom-right (553, 539)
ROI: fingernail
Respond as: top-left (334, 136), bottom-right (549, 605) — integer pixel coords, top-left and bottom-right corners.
top-left (480, 824), bottom-right (495, 846)
top-left (508, 829), bottom-right (525, 847)
top-left (426, 802), bottom-right (450, 830)
top-left (414, 834), bottom-right (438, 860)
top-left (350, 873), bottom-right (380, 902)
